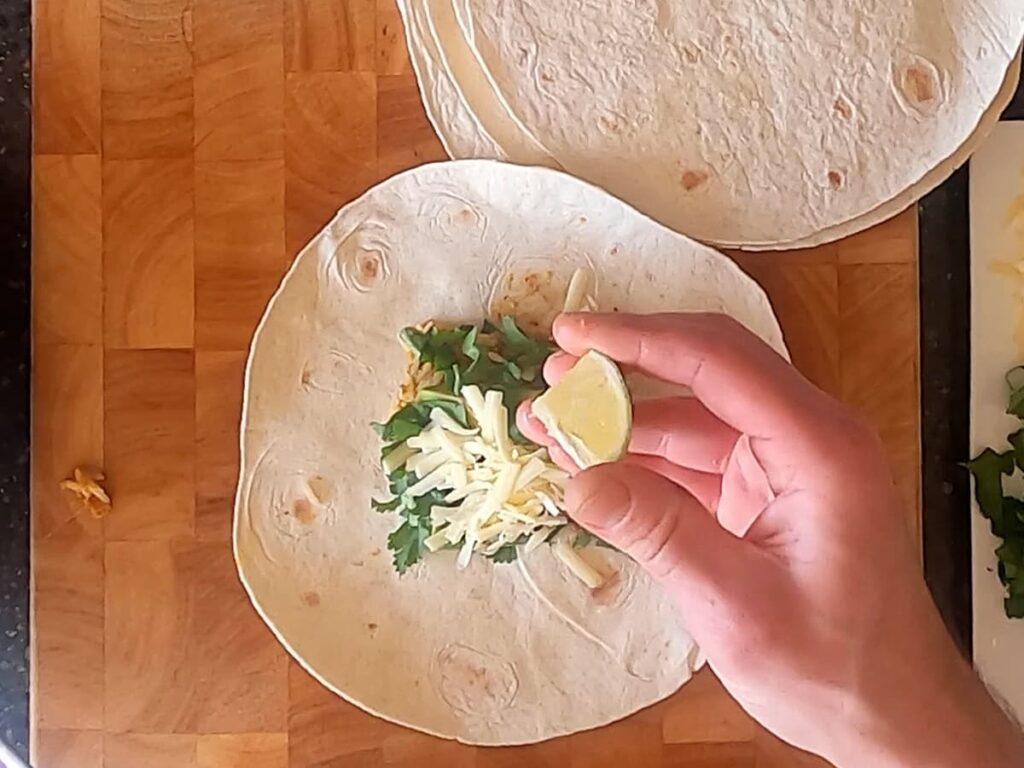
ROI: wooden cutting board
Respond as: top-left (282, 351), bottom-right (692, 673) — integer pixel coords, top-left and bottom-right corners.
top-left (30, 0), bottom-right (920, 766)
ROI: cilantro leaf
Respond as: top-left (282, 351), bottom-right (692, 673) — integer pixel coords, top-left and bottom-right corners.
top-left (382, 480), bottom-right (455, 575)
top-left (572, 529), bottom-right (612, 550)
top-left (572, 528), bottom-right (618, 551)
top-left (966, 448), bottom-right (1014, 523)
top-left (373, 402), bottom-right (432, 444)
top-left (486, 545), bottom-right (519, 563)
top-left (388, 522), bottom-right (428, 574)
top-left (1009, 429), bottom-right (1024, 473)
top-left (499, 316), bottom-right (551, 369)
top-left (401, 325), bottom-right (476, 382)
top-left (969, 366), bottom-right (1024, 620)
top-left (415, 391), bottom-right (468, 427)
top-left (371, 496), bottom-right (402, 514)
top-left (372, 395), bottom-right (469, 447)
top-left (1006, 595), bottom-right (1024, 619)
top-left (1007, 366), bottom-right (1024, 419)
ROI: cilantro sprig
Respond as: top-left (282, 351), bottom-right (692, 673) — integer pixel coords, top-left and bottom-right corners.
top-left (371, 317), bottom-right (554, 574)
top-left (397, 318), bottom-right (553, 440)
top-left (967, 366), bottom-right (1024, 619)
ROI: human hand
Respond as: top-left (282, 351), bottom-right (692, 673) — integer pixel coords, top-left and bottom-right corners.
top-left (518, 313), bottom-right (1024, 768)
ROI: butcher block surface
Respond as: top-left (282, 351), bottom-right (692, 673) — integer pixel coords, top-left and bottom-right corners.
top-left (31, 0), bottom-right (921, 765)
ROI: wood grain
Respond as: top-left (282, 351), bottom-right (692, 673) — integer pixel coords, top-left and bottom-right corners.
top-left (285, 71), bottom-right (378, 253)
top-left (195, 352), bottom-right (247, 543)
top-left (377, 74), bottom-right (447, 178)
top-left (33, 155), bottom-right (103, 345)
top-left (194, 0), bottom-right (285, 161)
top-left (104, 734), bottom-right (199, 768)
top-left (197, 734), bottom-right (289, 768)
top-left (662, 673), bottom-right (756, 745)
top-left (732, 261), bottom-right (841, 398)
top-left (34, 0), bottom-right (101, 153)
top-left (104, 350), bottom-right (195, 540)
top-left (101, 0), bottom-right (193, 158)
top-left (189, 542), bottom-right (289, 733)
top-left (195, 160), bottom-right (287, 350)
top-left (285, 0), bottom-right (376, 72)
top-left (105, 542), bottom-right (198, 732)
top-left (34, 530), bottom-right (105, 730)
top-left (103, 159), bottom-right (195, 348)
top-left (31, 0), bottom-right (924, 765)
top-left (35, 729), bottom-right (103, 768)
top-left (32, 347), bottom-right (105, 732)
top-left (375, 0), bottom-right (410, 75)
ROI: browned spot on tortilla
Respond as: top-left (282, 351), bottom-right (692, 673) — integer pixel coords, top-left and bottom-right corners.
top-left (293, 498), bottom-right (316, 524)
top-left (456, 208), bottom-right (476, 225)
top-left (827, 170), bottom-right (845, 191)
top-left (540, 71), bottom-right (555, 83)
top-left (682, 44), bottom-right (702, 64)
top-left (903, 65), bottom-right (937, 104)
top-left (598, 113), bottom-right (626, 135)
top-left (300, 367), bottom-right (313, 386)
top-left (833, 96), bottom-right (853, 120)
top-left (680, 170), bottom-right (709, 191)
top-left (370, 548), bottom-right (382, 557)
top-left (301, 591), bottom-right (321, 607)
top-left (522, 269), bottom-right (552, 292)
top-left (368, 622), bottom-right (378, 631)
top-left (358, 254), bottom-right (379, 280)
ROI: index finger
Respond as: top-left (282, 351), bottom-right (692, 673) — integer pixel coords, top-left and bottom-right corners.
top-left (552, 312), bottom-right (828, 438)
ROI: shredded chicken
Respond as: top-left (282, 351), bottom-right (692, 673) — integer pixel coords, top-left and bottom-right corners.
top-left (60, 467), bottom-right (112, 519)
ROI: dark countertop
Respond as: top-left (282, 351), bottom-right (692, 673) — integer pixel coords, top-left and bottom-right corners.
top-left (0, 0), bottom-right (30, 760)
top-left (0, 0), bottom-right (30, 762)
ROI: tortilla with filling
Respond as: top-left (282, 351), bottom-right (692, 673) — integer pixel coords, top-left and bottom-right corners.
top-left (235, 161), bottom-right (788, 745)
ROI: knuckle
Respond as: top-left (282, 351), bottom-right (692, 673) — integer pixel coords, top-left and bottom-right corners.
top-left (637, 512), bottom-right (683, 579)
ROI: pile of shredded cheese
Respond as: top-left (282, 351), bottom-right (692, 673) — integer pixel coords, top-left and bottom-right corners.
top-left (388, 384), bottom-right (579, 560)
top-left (382, 268), bottom-right (607, 587)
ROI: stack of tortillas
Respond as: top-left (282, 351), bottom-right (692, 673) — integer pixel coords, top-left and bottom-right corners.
top-left (399, 0), bottom-right (1024, 250)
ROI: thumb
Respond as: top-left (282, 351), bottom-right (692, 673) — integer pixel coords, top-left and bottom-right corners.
top-left (566, 462), bottom-right (755, 604)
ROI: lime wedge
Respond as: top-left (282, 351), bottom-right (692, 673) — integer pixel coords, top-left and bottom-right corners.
top-left (532, 351), bottom-right (632, 468)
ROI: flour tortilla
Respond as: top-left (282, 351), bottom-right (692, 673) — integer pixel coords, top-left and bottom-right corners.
top-left (401, 0), bottom-right (1023, 249)
top-left (235, 161), bottom-right (789, 745)
top-left (399, 0), bottom-right (504, 159)
top-left (403, 0), bottom-right (1020, 249)
top-left (404, 1), bottom-right (1020, 250)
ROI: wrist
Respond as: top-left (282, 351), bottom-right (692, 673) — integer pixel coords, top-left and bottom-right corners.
top-left (831, 632), bottom-right (1024, 768)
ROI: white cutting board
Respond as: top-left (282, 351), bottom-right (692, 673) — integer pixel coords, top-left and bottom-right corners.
top-left (970, 120), bottom-right (1024, 718)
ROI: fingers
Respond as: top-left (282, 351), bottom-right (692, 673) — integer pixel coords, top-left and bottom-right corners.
top-left (622, 454), bottom-right (721, 512)
top-left (630, 398), bottom-right (740, 473)
top-left (566, 462), bottom-right (756, 607)
top-left (542, 352), bottom-right (577, 386)
top-left (515, 402), bottom-right (579, 473)
top-left (553, 312), bottom-right (825, 439)
top-left (519, 393), bottom-right (736, 487)
top-left (717, 434), bottom-right (777, 537)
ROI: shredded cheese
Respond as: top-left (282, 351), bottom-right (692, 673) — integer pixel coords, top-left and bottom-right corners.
top-left (386, 383), bottom-right (572, 570)
top-left (380, 264), bottom-right (607, 584)
top-left (553, 533), bottom-right (606, 589)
